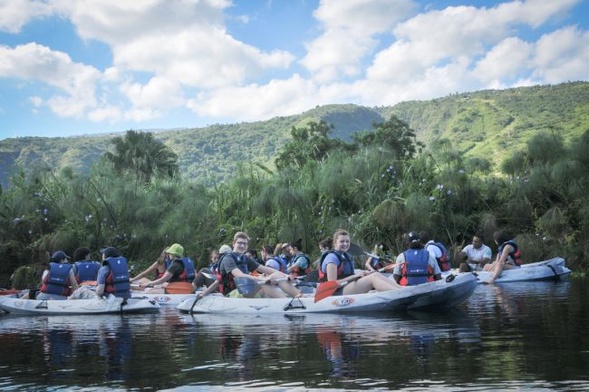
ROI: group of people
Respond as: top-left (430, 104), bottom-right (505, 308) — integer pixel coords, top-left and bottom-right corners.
top-left (27, 227), bottom-right (522, 302)
top-left (33, 246), bottom-right (131, 300)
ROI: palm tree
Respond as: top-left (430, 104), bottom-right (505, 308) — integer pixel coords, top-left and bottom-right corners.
top-left (104, 130), bottom-right (179, 182)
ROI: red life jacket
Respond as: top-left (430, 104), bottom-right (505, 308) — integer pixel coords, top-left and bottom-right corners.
top-left (289, 254), bottom-right (311, 277)
top-left (40, 262), bottom-right (74, 296)
top-left (431, 242), bottom-right (451, 272)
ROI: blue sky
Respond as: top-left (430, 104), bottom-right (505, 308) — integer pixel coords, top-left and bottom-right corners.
top-left (1, 0), bottom-right (588, 140)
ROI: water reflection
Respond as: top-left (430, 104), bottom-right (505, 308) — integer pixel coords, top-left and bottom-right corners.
top-left (1, 280), bottom-right (588, 391)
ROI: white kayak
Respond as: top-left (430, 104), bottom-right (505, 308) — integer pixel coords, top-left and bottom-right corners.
top-left (0, 295), bottom-right (161, 315)
top-left (131, 291), bottom-right (200, 306)
top-left (176, 272), bottom-right (477, 314)
top-left (466, 257), bottom-right (571, 283)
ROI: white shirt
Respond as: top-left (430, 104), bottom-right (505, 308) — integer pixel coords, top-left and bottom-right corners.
top-left (461, 244), bottom-right (492, 263)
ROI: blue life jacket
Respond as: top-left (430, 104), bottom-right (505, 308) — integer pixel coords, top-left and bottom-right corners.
top-left (318, 250), bottom-right (355, 282)
top-left (170, 257), bottom-right (196, 282)
top-left (400, 249), bottom-right (434, 286)
top-left (432, 242), bottom-right (451, 271)
top-left (41, 262), bottom-right (73, 295)
top-left (104, 257), bottom-right (131, 298)
top-left (217, 252), bottom-right (250, 295)
top-left (75, 261), bottom-right (100, 282)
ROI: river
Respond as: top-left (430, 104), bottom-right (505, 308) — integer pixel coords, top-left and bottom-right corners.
top-left (0, 279), bottom-right (587, 391)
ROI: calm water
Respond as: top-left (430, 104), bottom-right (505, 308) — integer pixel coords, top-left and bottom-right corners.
top-left (0, 279), bottom-right (588, 391)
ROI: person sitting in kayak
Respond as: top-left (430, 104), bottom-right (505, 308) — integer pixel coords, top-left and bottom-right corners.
top-left (71, 247), bottom-right (101, 284)
top-left (265, 243), bottom-right (289, 273)
top-left (96, 246), bottom-right (131, 299)
top-left (198, 231), bottom-right (301, 299)
top-left (287, 238), bottom-right (311, 278)
top-left (139, 243), bottom-right (195, 293)
top-left (457, 233), bottom-right (493, 272)
top-left (130, 248), bottom-right (170, 286)
top-left (364, 242), bottom-right (393, 272)
top-left (37, 250), bottom-right (79, 300)
top-left (482, 230), bottom-right (522, 284)
top-left (192, 244), bottom-right (231, 292)
top-left (319, 229), bottom-right (401, 294)
top-left (419, 231), bottom-right (452, 272)
top-left (392, 232), bottom-right (442, 286)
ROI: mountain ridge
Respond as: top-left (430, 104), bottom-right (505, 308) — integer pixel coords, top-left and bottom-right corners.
top-left (1, 81), bottom-right (587, 187)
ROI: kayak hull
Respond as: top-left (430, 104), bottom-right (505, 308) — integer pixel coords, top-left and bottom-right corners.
top-left (0, 295), bottom-right (161, 315)
top-left (463, 257), bottom-right (571, 283)
top-left (177, 273), bottom-right (477, 314)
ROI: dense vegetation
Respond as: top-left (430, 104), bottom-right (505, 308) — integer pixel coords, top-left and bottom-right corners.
top-left (2, 102), bottom-right (589, 287)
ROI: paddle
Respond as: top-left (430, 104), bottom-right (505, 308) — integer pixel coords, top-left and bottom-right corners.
top-left (234, 276), bottom-right (289, 295)
top-left (314, 274), bottom-right (363, 303)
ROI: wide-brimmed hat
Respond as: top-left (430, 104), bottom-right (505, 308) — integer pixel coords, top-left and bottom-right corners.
top-left (100, 246), bottom-right (121, 258)
top-left (165, 243), bottom-right (184, 257)
top-left (50, 250), bottom-right (71, 262)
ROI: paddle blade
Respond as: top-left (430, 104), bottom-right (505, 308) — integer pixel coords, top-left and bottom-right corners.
top-left (234, 277), bottom-right (259, 295)
top-left (164, 281), bottom-right (193, 294)
top-left (314, 281), bottom-right (340, 303)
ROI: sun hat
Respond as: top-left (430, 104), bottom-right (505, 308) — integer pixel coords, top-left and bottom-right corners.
top-left (50, 250), bottom-right (71, 262)
top-left (218, 244), bottom-right (232, 254)
top-left (165, 243), bottom-right (184, 257)
top-left (100, 246), bottom-right (121, 258)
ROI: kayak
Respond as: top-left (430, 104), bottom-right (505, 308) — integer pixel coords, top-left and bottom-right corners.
top-left (176, 272), bottom-right (477, 314)
top-left (467, 257), bottom-right (571, 283)
top-left (0, 295), bottom-right (161, 315)
top-left (131, 291), bottom-right (200, 306)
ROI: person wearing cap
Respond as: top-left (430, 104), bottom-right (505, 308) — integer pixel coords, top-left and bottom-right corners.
top-left (140, 243), bottom-right (195, 292)
top-left (392, 232), bottom-right (442, 286)
top-left (95, 247), bottom-right (131, 299)
top-left (37, 250), bottom-right (79, 300)
top-left (71, 247), bottom-right (101, 284)
top-left (130, 248), bottom-right (171, 287)
top-left (192, 244), bottom-right (231, 292)
top-left (198, 231), bottom-right (301, 299)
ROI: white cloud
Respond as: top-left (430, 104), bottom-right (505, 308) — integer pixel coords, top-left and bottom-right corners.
top-left (301, 0), bottom-right (417, 82)
top-left (188, 74), bottom-right (319, 121)
top-left (531, 26), bottom-right (589, 82)
top-left (0, 0), bottom-right (53, 33)
top-left (474, 37), bottom-right (533, 85)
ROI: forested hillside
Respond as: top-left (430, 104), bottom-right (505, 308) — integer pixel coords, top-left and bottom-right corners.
top-left (1, 81), bottom-right (588, 188)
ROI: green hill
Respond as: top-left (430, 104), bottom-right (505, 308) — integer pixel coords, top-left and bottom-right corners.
top-left (1, 81), bottom-right (588, 188)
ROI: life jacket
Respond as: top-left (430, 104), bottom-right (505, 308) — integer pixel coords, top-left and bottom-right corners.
top-left (75, 261), bottom-right (100, 283)
top-left (369, 256), bottom-right (386, 270)
top-left (431, 242), bottom-right (451, 272)
top-left (216, 252), bottom-right (250, 295)
top-left (399, 249), bottom-right (435, 286)
top-left (266, 256), bottom-right (288, 273)
top-left (499, 240), bottom-right (522, 266)
top-left (40, 262), bottom-right (74, 296)
top-left (169, 257), bottom-right (196, 282)
top-left (318, 250), bottom-right (355, 282)
top-left (289, 254), bottom-right (311, 277)
top-left (104, 257), bottom-right (131, 298)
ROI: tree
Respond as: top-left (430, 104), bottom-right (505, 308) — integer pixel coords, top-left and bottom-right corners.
top-left (104, 130), bottom-right (179, 182)
top-left (275, 121), bottom-right (351, 171)
top-left (352, 116), bottom-right (424, 160)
